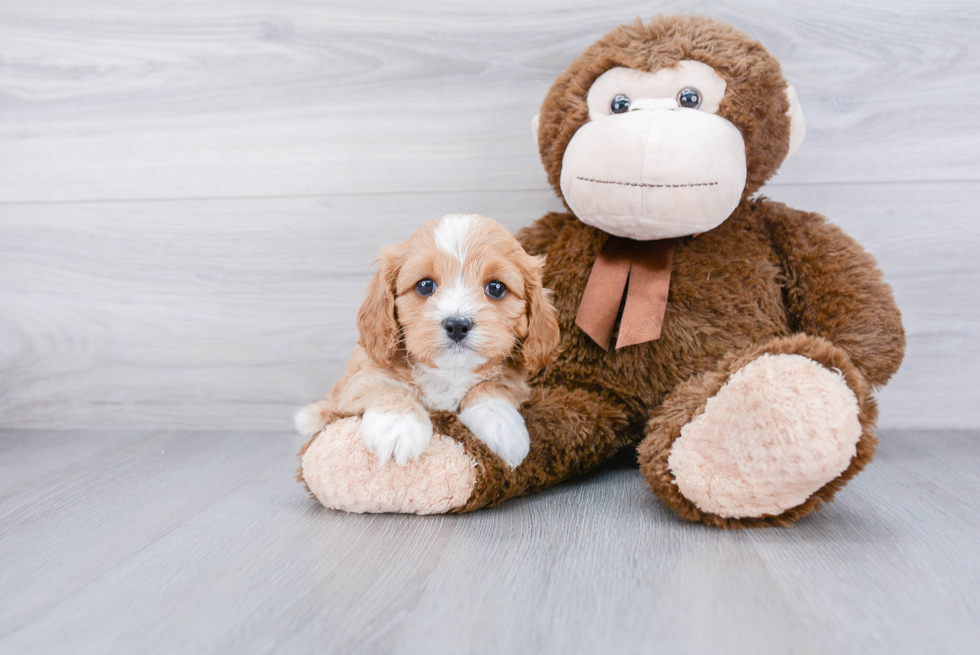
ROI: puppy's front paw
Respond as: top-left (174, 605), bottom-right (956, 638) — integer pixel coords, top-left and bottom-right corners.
top-left (458, 397), bottom-right (530, 468)
top-left (361, 409), bottom-right (433, 466)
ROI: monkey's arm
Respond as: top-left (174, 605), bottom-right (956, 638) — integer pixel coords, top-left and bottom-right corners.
top-left (761, 200), bottom-right (905, 387)
top-left (438, 384), bottom-right (634, 512)
top-left (299, 383), bottom-right (634, 514)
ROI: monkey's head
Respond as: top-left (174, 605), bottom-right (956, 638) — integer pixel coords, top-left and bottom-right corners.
top-left (534, 16), bottom-right (805, 240)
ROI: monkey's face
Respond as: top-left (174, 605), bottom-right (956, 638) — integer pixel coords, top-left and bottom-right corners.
top-left (558, 61), bottom-right (747, 241)
top-left (534, 18), bottom-right (806, 242)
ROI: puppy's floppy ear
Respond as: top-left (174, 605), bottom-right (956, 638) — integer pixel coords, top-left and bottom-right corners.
top-left (357, 247), bottom-right (401, 367)
top-left (520, 253), bottom-right (561, 372)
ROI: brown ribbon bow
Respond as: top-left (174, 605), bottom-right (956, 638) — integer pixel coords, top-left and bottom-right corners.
top-left (575, 236), bottom-right (675, 351)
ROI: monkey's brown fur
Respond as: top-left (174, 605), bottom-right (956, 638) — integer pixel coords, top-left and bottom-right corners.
top-left (302, 16), bottom-right (905, 527)
top-left (440, 16), bottom-right (905, 527)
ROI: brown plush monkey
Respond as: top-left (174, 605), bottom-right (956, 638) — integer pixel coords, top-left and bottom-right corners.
top-left (299, 15), bottom-right (905, 528)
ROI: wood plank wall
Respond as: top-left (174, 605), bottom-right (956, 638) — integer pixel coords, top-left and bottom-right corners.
top-left (1, 0), bottom-right (978, 429)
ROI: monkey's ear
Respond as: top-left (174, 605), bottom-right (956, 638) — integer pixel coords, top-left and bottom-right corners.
top-left (532, 114), bottom-right (540, 144)
top-left (784, 85), bottom-right (806, 163)
top-left (356, 249), bottom-right (401, 367)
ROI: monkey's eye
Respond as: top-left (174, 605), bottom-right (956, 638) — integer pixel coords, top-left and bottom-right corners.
top-left (415, 278), bottom-right (436, 297)
top-left (485, 281), bottom-right (507, 299)
top-left (610, 94), bottom-right (631, 114)
top-left (677, 87), bottom-right (702, 109)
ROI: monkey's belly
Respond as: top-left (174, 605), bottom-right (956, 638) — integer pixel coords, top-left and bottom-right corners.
top-left (545, 219), bottom-right (791, 409)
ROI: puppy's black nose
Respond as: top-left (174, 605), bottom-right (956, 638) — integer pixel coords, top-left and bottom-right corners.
top-left (442, 316), bottom-right (473, 342)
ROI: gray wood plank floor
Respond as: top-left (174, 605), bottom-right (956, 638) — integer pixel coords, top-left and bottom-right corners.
top-left (1, 429), bottom-right (978, 654)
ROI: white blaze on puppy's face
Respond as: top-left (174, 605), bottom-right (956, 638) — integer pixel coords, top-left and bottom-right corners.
top-left (431, 216), bottom-right (483, 367)
top-left (433, 213), bottom-right (474, 264)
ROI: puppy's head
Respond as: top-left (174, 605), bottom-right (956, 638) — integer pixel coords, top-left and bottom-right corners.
top-left (357, 214), bottom-right (560, 372)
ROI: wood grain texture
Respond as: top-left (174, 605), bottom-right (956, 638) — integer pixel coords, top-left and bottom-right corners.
top-left (0, 429), bottom-right (977, 654)
top-left (1, 0), bottom-right (978, 203)
top-left (1, 183), bottom-right (977, 430)
top-left (1, 2), bottom-right (978, 428)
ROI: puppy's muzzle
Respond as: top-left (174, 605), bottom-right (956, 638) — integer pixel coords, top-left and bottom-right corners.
top-left (442, 316), bottom-right (473, 343)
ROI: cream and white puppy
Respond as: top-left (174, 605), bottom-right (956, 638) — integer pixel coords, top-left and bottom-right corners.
top-left (295, 214), bottom-right (561, 468)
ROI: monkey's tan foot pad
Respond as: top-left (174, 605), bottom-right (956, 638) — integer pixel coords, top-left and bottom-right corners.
top-left (667, 354), bottom-right (862, 519)
top-left (301, 416), bottom-right (477, 514)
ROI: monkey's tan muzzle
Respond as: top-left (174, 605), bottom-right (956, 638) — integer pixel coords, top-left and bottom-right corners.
top-left (559, 108), bottom-right (747, 241)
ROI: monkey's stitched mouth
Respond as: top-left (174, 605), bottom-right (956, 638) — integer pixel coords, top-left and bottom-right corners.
top-left (577, 177), bottom-right (718, 188)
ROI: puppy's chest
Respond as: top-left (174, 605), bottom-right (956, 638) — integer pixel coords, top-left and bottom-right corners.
top-left (412, 365), bottom-right (482, 411)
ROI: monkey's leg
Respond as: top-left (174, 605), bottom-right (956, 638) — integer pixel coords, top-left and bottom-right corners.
top-left (299, 386), bottom-right (632, 514)
top-left (448, 385), bottom-right (633, 512)
top-left (638, 334), bottom-right (878, 528)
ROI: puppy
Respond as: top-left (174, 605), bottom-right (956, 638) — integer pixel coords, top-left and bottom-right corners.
top-left (295, 214), bottom-right (561, 468)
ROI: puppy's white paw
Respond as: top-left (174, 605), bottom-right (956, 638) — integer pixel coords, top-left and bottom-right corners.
top-left (458, 397), bottom-right (530, 468)
top-left (294, 402), bottom-right (330, 437)
top-left (361, 409), bottom-right (433, 466)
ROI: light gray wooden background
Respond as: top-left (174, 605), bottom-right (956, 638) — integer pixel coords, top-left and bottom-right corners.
top-left (1, 0), bottom-right (978, 431)
top-left (3, 2), bottom-right (980, 654)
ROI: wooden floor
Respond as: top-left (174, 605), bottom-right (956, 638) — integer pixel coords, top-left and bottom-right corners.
top-left (1, 429), bottom-right (977, 654)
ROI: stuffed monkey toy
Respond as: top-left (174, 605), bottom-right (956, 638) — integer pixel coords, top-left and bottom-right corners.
top-left (299, 15), bottom-right (905, 528)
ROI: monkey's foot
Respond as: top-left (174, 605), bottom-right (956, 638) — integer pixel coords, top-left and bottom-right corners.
top-left (667, 353), bottom-right (862, 518)
top-left (300, 416), bottom-right (477, 514)
top-left (640, 335), bottom-right (878, 527)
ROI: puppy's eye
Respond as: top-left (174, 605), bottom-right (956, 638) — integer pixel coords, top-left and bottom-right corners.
top-left (610, 94), bottom-right (631, 114)
top-left (677, 87), bottom-right (702, 109)
top-left (415, 278), bottom-right (436, 297)
top-left (485, 281), bottom-right (507, 299)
